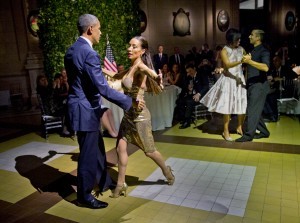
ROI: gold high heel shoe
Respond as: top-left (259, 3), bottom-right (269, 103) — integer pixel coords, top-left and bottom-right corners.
top-left (110, 183), bottom-right (128, 198)
top-left (164, 166), bottom-right (175, 185)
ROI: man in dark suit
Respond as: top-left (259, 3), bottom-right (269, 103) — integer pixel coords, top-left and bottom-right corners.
top-left (64, 14), bottom-right (142, 209)
top-left (169, 46), bottom-right (185, 72)
top-left (176, 63), bottom-right (209, 129)
top-left (236, 29), bottom-right (270, 142)
top-left (198, 43), bottom-right (214, 64)
top-left (153, 44), bottom-right (168, 73)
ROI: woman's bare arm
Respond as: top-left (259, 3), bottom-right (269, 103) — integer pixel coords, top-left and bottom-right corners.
top-left (102, 68), bottom-right (117, 77)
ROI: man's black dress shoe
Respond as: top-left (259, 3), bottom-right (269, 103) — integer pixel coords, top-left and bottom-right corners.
top-left (235, 136), bottom-right (252, 142)
top-left (179, 122), bottom-right (190, 129)
top-left (77, 198), bottom-right (108, 209)
top-left (253, 133), bottom-right (270, 139)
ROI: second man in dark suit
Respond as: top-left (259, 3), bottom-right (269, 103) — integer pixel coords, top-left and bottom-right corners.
top-left (153, 44), bottom-right (168, 73)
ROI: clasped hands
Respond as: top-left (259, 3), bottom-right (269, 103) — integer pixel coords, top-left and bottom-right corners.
top-left (241, 53), bottom-right (251, 64)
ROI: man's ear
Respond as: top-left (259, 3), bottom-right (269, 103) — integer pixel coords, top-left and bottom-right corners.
top-left (87, 26), bottom-right (92, 35)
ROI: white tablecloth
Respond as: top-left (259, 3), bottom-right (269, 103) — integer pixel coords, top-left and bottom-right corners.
top-left (145, 85), bottom-right (181, 131)
top-left (102, 85), bottom-right (181, 131)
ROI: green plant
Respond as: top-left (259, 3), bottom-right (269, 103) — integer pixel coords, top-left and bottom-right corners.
top-left (38, 0), bottom-right (140, 79)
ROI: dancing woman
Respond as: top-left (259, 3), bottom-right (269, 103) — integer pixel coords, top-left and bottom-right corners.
top-left (200, 28), bottom-right (247, 141)
top-left (103, 36), bottom-right (175, 197)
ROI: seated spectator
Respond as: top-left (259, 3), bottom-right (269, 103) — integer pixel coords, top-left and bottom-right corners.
top-left (166, 63), bottom-right (181, 86)
top-left (263, 55), bottom-right (297, 122)
top-left (169, 46), bottom-right (185, 72)
top-left (36, 74), bottom-right (70, 136)
top-left (185, 46), bottom-right (201, 67)
top-left (199, 43), bottom-right (214, 64)
top-left (53, 72), bottom-right (68, 106)
top-left (175, 64), bottom-right (210, 129)
top-left (198, 59), bottom-right (215, 89)
top-left (160, 63), bottom-right (170, 85)
top-left (60, 67), bottom-right (69, 100)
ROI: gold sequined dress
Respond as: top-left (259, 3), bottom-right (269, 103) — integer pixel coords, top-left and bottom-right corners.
top-left (117, 71), bottom-right (162, 153)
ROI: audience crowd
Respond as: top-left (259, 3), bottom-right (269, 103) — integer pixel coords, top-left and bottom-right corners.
top-left (38, 38), bottom-right (299, 139)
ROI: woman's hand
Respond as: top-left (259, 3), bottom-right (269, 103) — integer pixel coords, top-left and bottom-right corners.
top-left (242, 53), bottom-right (251, 63)
top-left (102, 68), bottom-right (116, 77)
top-left (132, 98), bottom-right (145, 111)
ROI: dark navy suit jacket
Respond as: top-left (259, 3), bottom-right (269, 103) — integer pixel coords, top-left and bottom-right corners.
top-left (153, 53), bottom-right (168, 73)
top-left (65, 37), bottom-right (131, 131)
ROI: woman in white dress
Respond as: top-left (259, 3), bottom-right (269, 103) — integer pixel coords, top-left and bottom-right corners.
top-left (200, 28), bottom-right (247, 141)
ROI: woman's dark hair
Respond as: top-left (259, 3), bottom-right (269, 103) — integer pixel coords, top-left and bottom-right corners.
top-left (133, 36), bottom-right (155, 71)
top-left (226, 28), bottom-right (241, 45)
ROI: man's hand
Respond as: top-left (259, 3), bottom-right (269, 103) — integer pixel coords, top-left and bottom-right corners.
top-left (193, 93), bottom-right (201, 102)
top-left (242, 53), bottom-right (251, 63)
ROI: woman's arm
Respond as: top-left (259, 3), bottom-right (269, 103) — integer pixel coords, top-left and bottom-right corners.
top-left (221, 47), bottom-right (243, 69)
top-left (138, 63), bottom-right (159, 79)
top-left (102, 68), bottom-right (117, 77)
top-left (242, 52), bottom-right (269, 72)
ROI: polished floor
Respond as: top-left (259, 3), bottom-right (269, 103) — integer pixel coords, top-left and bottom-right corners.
top-left (0, 111), bottom-right (300, 223)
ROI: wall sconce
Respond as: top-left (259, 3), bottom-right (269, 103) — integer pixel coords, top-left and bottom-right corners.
top-left (217, 10), bottom-right (229, 32)
top-left (173, 8), bottom-right (191, 36)
top-left (138, 10), bottom-right (147, 33)
top-left (285, 11), bottom-right (296, 31)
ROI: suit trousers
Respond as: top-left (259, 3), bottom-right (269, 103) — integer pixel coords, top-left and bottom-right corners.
top-left (76, 130), bottom-right (112, 202)
top-left (244, 82), bottom-right (270, 139)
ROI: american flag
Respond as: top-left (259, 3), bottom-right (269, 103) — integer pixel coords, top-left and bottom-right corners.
top-left (104, 39), bottom-right (118, 72)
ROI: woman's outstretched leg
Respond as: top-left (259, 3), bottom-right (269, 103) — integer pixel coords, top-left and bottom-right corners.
top-left (145, 151), bottom-right (175, 185)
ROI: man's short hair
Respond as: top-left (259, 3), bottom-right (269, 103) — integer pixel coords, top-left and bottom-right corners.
top-left (254, 29), bottom-right (265, 42)
top-left (77, 14), bottom-right (99, 35)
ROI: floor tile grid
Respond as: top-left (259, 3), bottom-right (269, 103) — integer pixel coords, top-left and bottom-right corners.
top-left (129, 158), bottom-right (256, 217)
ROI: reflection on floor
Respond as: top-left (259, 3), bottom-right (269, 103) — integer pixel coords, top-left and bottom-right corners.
top-left (0, 114), bottom-right (300, 223)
